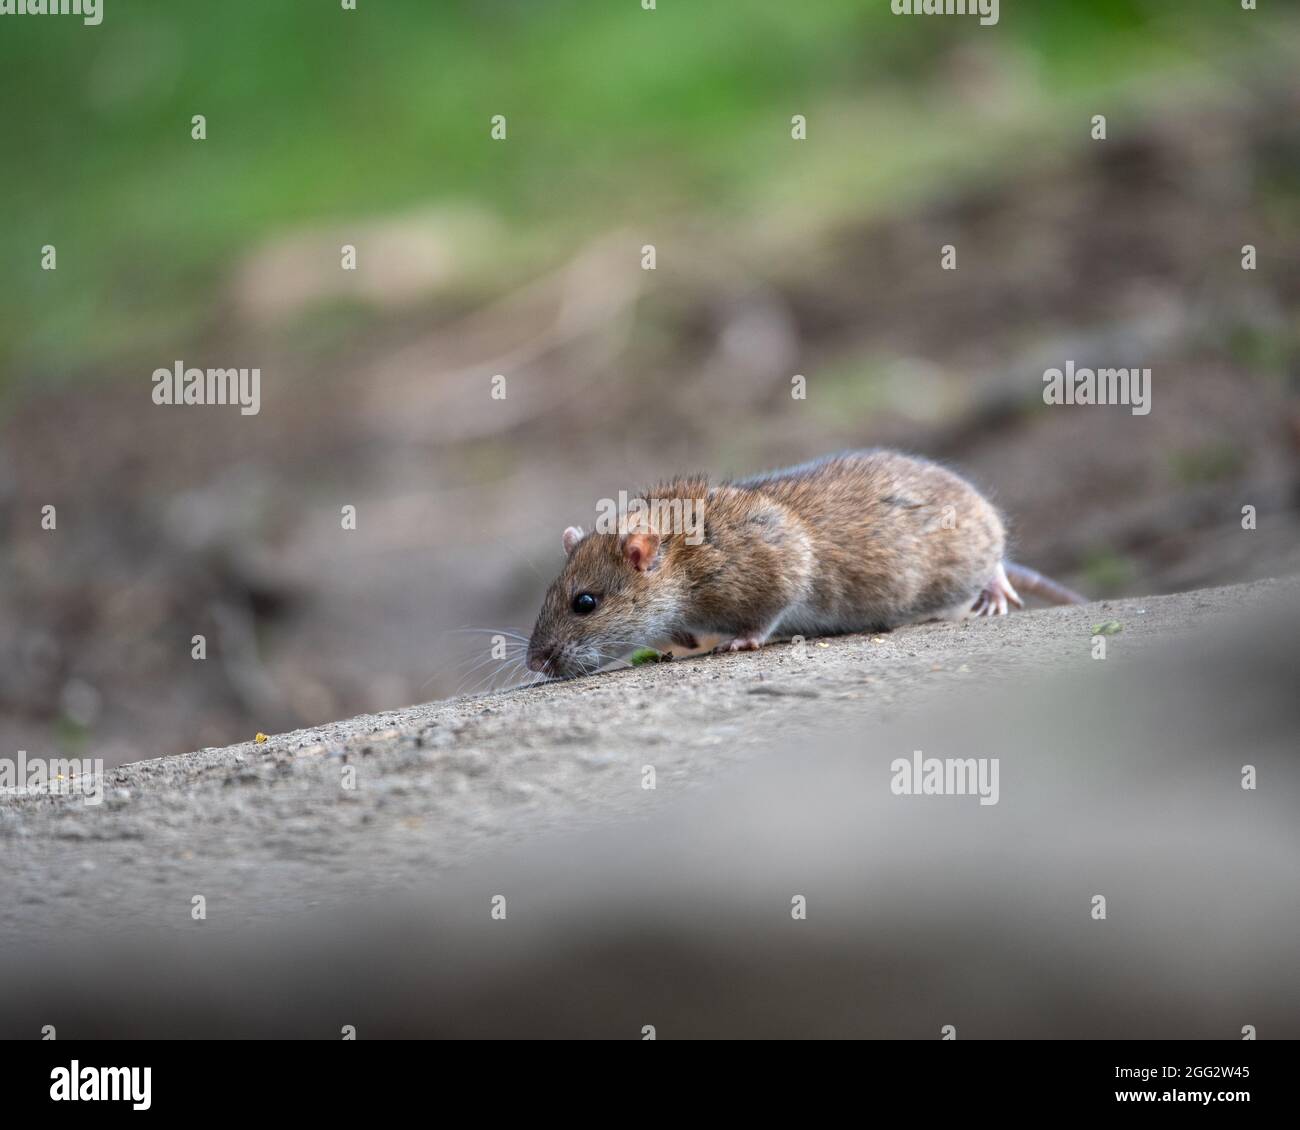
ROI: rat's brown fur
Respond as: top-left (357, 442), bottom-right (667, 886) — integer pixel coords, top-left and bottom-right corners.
top-left (527, 450), bottom-right (1074, 679)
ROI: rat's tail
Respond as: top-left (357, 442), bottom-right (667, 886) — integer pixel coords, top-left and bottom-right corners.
top-left (1004, 561), bottom-right (1087, 606)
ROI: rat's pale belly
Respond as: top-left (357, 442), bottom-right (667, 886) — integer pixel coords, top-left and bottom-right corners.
top-left (771, 601), bottom-right (891, 637)
top-left (772, 589), bottom-right (980, 637)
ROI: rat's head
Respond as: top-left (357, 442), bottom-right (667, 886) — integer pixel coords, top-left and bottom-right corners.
top-left (526, 524), bottom-right (678, 679)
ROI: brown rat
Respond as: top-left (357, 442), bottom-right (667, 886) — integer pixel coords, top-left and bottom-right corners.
top-left (526, 450), bottom-right (1084, 679)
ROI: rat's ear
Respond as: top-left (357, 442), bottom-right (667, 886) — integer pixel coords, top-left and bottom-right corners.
top-left (562, 526), bottom-right (584, 555)
top-left (622, 530), bottom-right (661, 572)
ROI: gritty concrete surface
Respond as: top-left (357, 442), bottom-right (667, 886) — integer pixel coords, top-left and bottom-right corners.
top-left (1, 577), bottom-right (1294, 948)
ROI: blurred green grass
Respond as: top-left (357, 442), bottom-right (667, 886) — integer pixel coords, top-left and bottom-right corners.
top-left (0, 0), bottom-right (1265, 378)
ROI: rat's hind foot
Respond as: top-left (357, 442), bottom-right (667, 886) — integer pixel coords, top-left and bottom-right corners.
top-left (971, 563), bottom-right (1024, 617)
top-left (713, 635), bottom-right (768, 654)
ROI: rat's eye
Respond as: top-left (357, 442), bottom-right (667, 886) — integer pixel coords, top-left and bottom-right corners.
top-left (571, 592), bottom-right (600, 616)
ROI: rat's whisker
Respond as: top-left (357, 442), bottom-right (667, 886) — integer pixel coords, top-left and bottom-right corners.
top-left (445, 627), bottom-right (532, 650)
top-left (454, 651), bottom-right (511, 691)
top-left (486, 652), bottom-right (536, 694)
top-left (460, 651), bottom-right (529, 697)
top-left (467, 658), bottom-right (515, 697)
top-left (494, 662), bottom-right (548, 694)
top-left (424, 632), bottom-right (530, 696)
top-left (591, 647), bottom-right (634, 672)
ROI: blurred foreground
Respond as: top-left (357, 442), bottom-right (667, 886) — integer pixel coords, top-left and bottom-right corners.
top-left (0, 579), bottom-right (1295, 1037)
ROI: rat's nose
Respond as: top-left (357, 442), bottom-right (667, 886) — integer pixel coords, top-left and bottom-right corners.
top-left (526, 646), bottom-right (555, 674)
